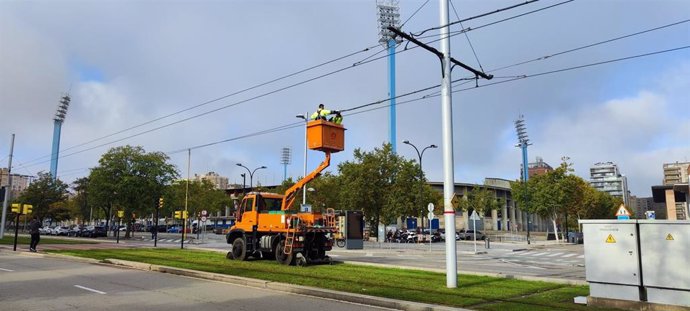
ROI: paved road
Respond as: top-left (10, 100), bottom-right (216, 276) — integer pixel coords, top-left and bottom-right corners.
top-left (0, 251), bottom-right (391, 311)
top-left (138, 234), bottom-right (586, 281)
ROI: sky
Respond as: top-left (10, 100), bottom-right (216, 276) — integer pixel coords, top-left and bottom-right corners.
top-left (0, 0), bottom-right (688, 198)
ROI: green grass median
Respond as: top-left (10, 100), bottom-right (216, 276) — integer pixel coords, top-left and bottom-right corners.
top-left (50, 248), bottom-right (620, 311)
top-left (1, 235), bottom-right (98, 245)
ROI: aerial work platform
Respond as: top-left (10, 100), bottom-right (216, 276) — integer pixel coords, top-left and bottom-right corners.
top-left (307, 120), bottom-right (345, 153)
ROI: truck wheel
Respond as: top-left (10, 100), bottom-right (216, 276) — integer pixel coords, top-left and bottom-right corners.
top-left (230, 237), bottom-right (247, 261)
top-left (275, 240), bottom-right (294, 265)
top-left (295, 254), bottom-right (307, 267)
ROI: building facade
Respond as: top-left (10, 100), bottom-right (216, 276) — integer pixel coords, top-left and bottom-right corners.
top-left (528, 156), bottom-right (554, 178)
top-left (589, 162), bottom-right (630, 206)
top-left (194, 171), bottom-right (229, 190)
top-left (0, 168), bottom-right (32, 199)
top-left (652, 161), bottom-right (690, 220)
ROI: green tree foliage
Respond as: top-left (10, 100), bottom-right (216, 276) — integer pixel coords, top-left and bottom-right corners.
top-left (511, 162), bottom-right (623, 239)
top-left (163, 179), bottom-right (231, 220)
top-left (459, 185), bottom-right (501, 217)
top-left (16, 172), bottom-right (69, 224)
top-left (88, 145), bottom-right (178, 237)
top-left (337, 143), bottom-right (429, 236)
top-left (70, 177), bottom-right (90, 224)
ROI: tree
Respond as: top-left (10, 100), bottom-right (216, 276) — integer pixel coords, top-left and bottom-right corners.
top-left (164, 179), bottom-right (231, 222)
top-left (459, 185), bottom-right (501, 223)
top-left (17, 172), bottom-right (69, 224)
top-left (72, 177), bottom-right (90, 224)
top-left (337, 143), bottom-right (426, 237)
top-left (88, 145), bottom-right (178, 238)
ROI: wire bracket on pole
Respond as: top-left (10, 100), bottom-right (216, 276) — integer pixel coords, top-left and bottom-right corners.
top-left (387, 26), bottom-right (493, 80)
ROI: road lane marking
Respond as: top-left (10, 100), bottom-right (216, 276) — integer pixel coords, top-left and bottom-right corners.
top-left (0, 268), bottom-right (14, 272)
top-left (74, 285), bottom-right (106, 295)
top-left (547, 252), bottom-right (564, 257)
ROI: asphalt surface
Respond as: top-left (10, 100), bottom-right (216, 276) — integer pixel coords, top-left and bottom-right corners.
top-left (0, 251), bottom-right (393, 311)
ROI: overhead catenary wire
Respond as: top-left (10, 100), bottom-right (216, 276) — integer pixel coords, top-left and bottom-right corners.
top-left (412, 0), bottom-right (541, 37)
top-left (450, 0), bottom-right (485, 72)
top-left (17, 2), bottom-right (560, 171)
top-left (401, 0), bottom-right (431, 27)
top-left (19, 9), bottom-right (687, 174)
top-left (156, 45), bottom-right (689, 157)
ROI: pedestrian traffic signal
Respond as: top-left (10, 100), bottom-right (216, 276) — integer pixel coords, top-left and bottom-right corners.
top-left (11, 203), bottom-right (21, 214)
top-left (117, 210), bottom-right (124, 218)
top-left (174, 211), bottom-right (181, 219)
top-left (158, 197), bottom-right (164, 208)
top-left (23, 204), bottom-right (33, 214)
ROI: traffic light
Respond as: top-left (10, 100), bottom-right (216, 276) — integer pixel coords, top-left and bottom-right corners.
top-left (183, 211), bottom-right (188, 219)
top-left (11, 203), bottom-right (21, 214)
top-left (174, 211), bottom-right (181, 219)
top-left (23, 204), bottom-right (33, 214)
top-left (117, 210), bottom-right (124, 218)
top-left (158, 197), bottom-right (164, 208)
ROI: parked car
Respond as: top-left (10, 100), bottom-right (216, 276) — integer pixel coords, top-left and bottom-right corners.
top-left (167, 226), bottom-right (191, 233)
top-left (82, 226), bottom-right (107, 238)
top-left (53, 226), bottom-right (70, 236)
top-left (68, 225), bottom-right (85, 237)
top-left (438, 229), bottom-right (460, 241)
top-left (39, 226), bottom-right (51, 235)
top-left (458, 229), bottom-right (486, 240)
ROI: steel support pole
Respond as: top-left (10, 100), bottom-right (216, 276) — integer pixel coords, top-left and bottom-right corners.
top-left (439, 0), bottom-right (457, 288)
top-left (0, 134), bottom-right (15, 239)
top-left (522, 144), bottom-right (530, 244)
top-left (50, 120), bottom-right (63, 180)
top-left (388, 39), bottom-right (397, 153)
top-left (302, 113), bottom-right (308, 205)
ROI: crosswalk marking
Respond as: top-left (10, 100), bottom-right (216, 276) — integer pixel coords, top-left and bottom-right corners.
top-left (577, 255), bottom-right (584, 258)
top-left (530, 252), bottom-right (548, 257)
top-left (561, 253), bottom-right (577, 258)
top-left (547, 252), bottom-right (564, 257)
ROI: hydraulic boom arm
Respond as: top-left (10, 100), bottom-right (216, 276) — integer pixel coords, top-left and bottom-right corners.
top-left (281, 151), bottom-right (331, 211)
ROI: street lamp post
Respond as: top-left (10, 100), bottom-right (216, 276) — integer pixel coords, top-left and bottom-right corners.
top-left (296, 113), bottom-right (308, 205)
top-left (240, 173), bottom-right (246, 196)
top-left (403, 140), bottom-right (437, 242)
top-left (236, 164), bottom-right (267, 191)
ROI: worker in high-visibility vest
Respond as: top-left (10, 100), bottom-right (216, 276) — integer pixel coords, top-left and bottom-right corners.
top-left (330, 112), bottom-right (343, 125)
top-left (310, 104), bottom-right (340, 121)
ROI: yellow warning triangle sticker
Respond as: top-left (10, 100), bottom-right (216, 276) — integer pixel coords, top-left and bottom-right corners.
top-left (605, 234), bottom-right (616, 243)
top-left (666, 234), bottom-right (674, 241)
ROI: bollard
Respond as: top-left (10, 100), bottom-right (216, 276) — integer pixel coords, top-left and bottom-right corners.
top-left (485, 237), bottom-right (490, 249)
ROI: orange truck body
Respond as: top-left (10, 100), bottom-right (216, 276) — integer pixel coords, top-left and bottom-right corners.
top-left (226, 120), bottom-right (345, 265)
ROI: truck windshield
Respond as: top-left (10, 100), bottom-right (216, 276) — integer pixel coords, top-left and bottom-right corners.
top-left (258, 197), bottom-right (282, 212)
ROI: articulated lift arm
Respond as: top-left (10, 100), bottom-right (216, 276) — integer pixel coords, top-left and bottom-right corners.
top-left (281, 151), bottom-right (331, 211)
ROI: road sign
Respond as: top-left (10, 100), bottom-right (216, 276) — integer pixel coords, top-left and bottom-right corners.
top-left (427, 212), bottom-right (434, 220)
top-left (469, 210), bottom-right (481, 221)
top-left (201, 216), bottom-right (207, 222)
top-left (451, 194), bottom-right (460, 209)
top-left (615, 204), bottom-right (631, 220)
top-left (201, 210), bottom-right (208, 216)
top-left (427, 203), bottom-right (434, 212)
top-left (605, 234), bottom-right (616, 243)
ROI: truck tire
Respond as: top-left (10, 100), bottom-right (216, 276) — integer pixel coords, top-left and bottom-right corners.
top-left (230, 237), bottom-right (247, 261)
top-left (275, 239), bottom-right (294, 265)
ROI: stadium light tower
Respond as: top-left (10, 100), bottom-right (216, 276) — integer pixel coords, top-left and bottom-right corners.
top-left (514, 114), bottom-right (532, 244)
top-left (50, 94), bottom-right (70, 180)
top-left (377, 0), bottom-right (402, 153)
top-left (280, 147), bottom-right (291, 182)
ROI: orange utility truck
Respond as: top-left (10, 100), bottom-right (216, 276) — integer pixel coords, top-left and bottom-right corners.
top-left (226, 119), bottom-right (345, 266)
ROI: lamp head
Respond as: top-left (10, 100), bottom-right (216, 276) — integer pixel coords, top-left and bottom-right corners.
top-left (403, 140), bottom-right (410, 144)
top-left (430, 145), bottom-right (438, 148)
top-left (236, 163), bottom-right (242, 167)
top-left (260, 166), bottom-right (267, 169)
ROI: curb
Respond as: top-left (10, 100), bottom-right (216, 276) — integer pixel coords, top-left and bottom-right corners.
top-left (101, 258), bottom-right (469, 311)
top-left (341, 260), bottom-right (588, 286)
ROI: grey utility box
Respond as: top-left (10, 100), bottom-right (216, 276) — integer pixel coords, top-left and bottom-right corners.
top-left (638, 220), bottom-right (690, 307)
top-left (580, 220), bottom-right (642, 301)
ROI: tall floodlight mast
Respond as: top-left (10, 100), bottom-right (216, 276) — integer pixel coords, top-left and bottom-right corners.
top-left (514, 115), bottom-right (532, 244)
top-left (377, 0), bottom-right (402, 153)
top-left (281, 147), bottom-right (291, 182)
top-left (50, 94), bottom-right (70, 180)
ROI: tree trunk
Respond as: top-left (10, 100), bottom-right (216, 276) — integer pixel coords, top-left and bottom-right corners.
top-left (551, 216), bottom-right (559, 242)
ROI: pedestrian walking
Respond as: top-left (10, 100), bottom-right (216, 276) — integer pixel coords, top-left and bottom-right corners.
top-left (150, 225), bottom-right (157, 240)
top-left (28, 216), bottom-right (41, 252)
